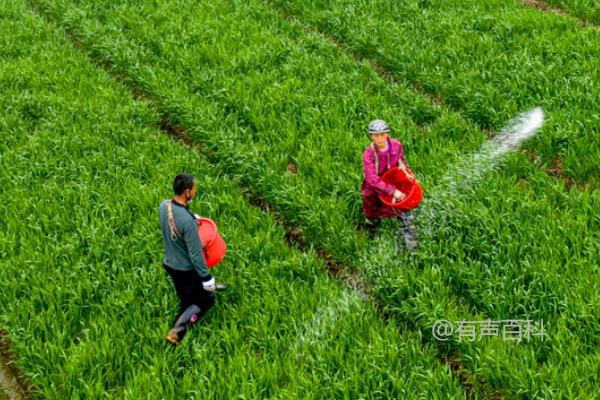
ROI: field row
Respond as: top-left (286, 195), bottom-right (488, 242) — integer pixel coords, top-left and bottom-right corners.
top-left (0, 1), bottom-right (467, 398)
top-left (542, 0), bottom-right (600, 23)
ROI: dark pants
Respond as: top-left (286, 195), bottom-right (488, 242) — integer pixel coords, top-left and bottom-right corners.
top-left (163, 264), bottom-right (215, 327)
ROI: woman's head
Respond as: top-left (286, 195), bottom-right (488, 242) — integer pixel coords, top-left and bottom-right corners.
top-left (368, 119), bottom-right (390, 147)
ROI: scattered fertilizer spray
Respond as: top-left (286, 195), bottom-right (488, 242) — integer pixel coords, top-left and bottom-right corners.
top-left (418, 107), bottom-right (544, 237)
top-left (296, 108), bottom-right (545, 352)
top-left (434, 106), bottom-right (544, 197)
top-left (296, 290), bottom-right (362, 349)
top-left (360, 107), bottom-right (545, 273)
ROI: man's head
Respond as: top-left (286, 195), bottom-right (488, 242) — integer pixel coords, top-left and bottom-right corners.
top-left (173, 173), bottom-right (197, 203)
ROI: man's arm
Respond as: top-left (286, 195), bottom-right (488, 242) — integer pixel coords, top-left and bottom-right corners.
top-left (183, 217), bottom-right (210, 279)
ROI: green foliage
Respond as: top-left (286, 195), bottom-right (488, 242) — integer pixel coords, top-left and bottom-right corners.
top-left (0, 1), bottom-right (464, 398)
top-left (1, 0), bottom-right (598, 397)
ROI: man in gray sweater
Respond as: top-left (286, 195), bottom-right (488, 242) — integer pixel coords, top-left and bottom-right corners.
top-left (159, 173), bottom-right (216, 345)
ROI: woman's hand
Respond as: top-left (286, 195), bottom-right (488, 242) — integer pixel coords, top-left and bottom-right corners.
top-left (392, 190), bottom-right (405, 203)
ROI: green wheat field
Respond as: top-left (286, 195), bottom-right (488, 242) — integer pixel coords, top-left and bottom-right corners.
top-left (1, 0), bottom-right (598, 398)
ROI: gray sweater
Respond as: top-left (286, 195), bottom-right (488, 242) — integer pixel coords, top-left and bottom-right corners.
top-left (158, 199), bottom-right (210, 279)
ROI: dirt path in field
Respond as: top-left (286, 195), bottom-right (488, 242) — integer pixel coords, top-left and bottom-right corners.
top-left (522, 0), bottom-right (598, 28)
top-left (523, 0), bottom-right (572, 17)
top-left (0, 359), bottom-right (26, 400)
top-left (0, 332), bottom-right (28, 400)
top-left (252, 196), bottom-right (504, 400)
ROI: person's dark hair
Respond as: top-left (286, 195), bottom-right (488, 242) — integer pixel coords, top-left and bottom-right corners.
top-left (173, 173), bottom-right (195, 195)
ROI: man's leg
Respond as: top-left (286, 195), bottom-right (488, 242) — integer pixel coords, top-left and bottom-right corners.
top-left (165, 304), bottom-right (202, 345)
top-left (397, 211), bottom-right (419, 252)
top-left (190, 272), bottom-right (216, 319)
top-left (164, 265), bottom-right (194, 317)
top-left (163, 267), bottom-right (209, 345)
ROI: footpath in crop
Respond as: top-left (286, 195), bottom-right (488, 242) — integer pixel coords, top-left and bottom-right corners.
top-left (26, 0), bottom-right (600, 398)
top-left (0, 1), bottom-right (467, 398)
top-left (0, 331), bottom-right (27, 400)
top-left (522, 0), bottom-right (600, 25)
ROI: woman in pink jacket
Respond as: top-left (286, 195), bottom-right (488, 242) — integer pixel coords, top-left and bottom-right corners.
top-left (362, 119), bottom-right (418, 250)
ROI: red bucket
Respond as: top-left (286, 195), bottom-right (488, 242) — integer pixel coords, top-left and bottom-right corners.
top-left (378, 167), bottom-right (423, 211)
top-left (197, 218), bottom-right (226, 268)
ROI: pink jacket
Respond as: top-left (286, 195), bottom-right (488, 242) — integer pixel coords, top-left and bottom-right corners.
top-left (362, 138), bottom-right (409, 197)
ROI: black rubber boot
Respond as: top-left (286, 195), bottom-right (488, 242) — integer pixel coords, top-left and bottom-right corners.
top-left (165, 304), bottom-right (202, 346)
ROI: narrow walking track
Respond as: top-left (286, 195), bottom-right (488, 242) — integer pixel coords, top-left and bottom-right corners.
top-left (522, 0), bottom-right (598, 28)
top-left (0, 332), bottom-right (27, 400)
top-left (0, 359), bottom-right (26, 400)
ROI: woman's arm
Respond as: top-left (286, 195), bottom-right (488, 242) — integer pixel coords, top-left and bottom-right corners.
top-left (363, 148), bottom-right (396, 195)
